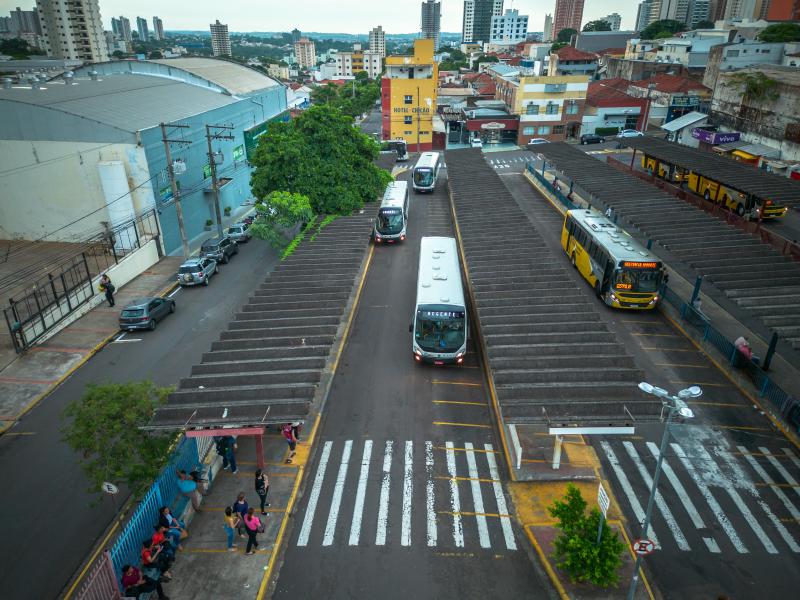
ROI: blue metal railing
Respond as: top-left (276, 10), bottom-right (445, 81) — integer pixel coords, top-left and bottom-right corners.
top-left (527, 163), bottom-right (578, 211)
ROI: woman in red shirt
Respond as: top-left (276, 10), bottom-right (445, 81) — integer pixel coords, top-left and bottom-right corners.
top-left (121, 564), bottom-right (169, 600)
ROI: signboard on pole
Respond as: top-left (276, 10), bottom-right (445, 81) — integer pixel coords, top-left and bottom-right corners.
top-left (633, 539), bottom-right (656, 556)
top-left (598, 482), bottom-right (610, 517)
top-left (102, 481), bottom-right (119, 495)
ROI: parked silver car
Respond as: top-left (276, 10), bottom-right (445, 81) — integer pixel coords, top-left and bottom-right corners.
top-left (226, 222), bottom-right (252, 243)
top-left (177, 257), bottom-right (218, 287)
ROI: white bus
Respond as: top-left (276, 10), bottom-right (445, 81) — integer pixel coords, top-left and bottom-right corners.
top-left (374, 181), bottom-right (409, 244)
top-left (412, 151), bottom-right (442, 193)
top-left (411, 237), bottom-right (468, 365)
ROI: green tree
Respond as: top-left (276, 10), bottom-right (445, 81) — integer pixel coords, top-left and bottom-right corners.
top-left (548, 484), bottom-right (625, 588)
top-left (473, 53), bottom-right (499, 71)
top-left (0, 37), bottom-right (44, 58)
top-left (249, 104), bottom-right (392, 215)
top-left (550, 42), bottom-right (568, 53)
top-left (556, 28), bottom-right (578, 43)
top-left (758, 22), bottom-right (800, 43)
top-left (62, 382), bottom-right (173, 499)
top-left (311, 82), bottom-right (340, 105)
top-left (693, 20), bottom-right (715, 29)
top-left (112, 50), bottom-right (126, 59)
top-left (640, 19), bottom-right (686, 40)
top-left (149, 50), bottom-right (163, 59)
top-left (583, 20), bottom-right (612, 32)
top-left (250, 191), bottom-right (314, 250)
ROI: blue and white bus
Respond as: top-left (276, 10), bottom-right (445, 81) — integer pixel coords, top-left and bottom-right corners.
top-left (374, 181), bottom-right (409, 244)
top-left (412, 152), bottom-right (442, 193)
top-left (411, 237), bottom-right (467, 365)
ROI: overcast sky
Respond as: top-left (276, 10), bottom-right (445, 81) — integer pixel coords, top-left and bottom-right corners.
top-left (2, 1), bottom-right (643, 35)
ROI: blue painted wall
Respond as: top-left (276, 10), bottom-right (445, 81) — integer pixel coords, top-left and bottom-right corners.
top-left (140, 85), bottom-right (287, 254)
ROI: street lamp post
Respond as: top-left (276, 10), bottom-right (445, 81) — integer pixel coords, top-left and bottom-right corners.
top-left (627, 382), bottom-right (701, 600)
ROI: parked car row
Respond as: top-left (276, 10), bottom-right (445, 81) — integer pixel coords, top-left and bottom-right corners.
top-left (118, 218), bottom-right (254, 332)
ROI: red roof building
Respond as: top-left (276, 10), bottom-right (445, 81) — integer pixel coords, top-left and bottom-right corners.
top-left (584, 79), bottom-right (647, 135)
top-left (550, 46), bottom-right (599, 77)
top-left (631, 73), bottom-right (709, 95)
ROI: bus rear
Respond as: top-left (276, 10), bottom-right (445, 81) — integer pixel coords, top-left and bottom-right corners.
top-left (374, 181), bottom-right (409, 244)
top-left (412, 237), bottom-right (467, 365)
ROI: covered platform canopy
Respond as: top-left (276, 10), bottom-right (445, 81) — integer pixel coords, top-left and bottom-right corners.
top-left (623, 136), bottom-right (800, 209)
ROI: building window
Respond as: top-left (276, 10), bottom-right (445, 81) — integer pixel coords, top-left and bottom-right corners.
top-left (523, 127), bottom-right (535, 135)
top-left (404, 130), bottom-right (413, 135)
top-left (404, 116), bottom-right (413, 124)
top-left (538, 126), bottom-right (551, 135)
top-left (727, 50), bottom-right (739, 57)
top-left (404, 95), bottom-right (413, 104)
top-left (526, 103), bottom-right (539, 115)
top-left (565, 101), bottom-right (579, 115)
top-left (553, 125), bottom-right (564, 134)
top-left (545, 102), bottom-right (559, 115)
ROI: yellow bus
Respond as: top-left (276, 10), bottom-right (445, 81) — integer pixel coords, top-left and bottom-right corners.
top-left (561, 209), bottom-right (665, 310)
top-left (642, 155), bottom-right (686, 183)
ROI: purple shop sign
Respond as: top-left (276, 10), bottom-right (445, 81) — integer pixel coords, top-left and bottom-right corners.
top-left (692, 129), bottom-right (741, 145)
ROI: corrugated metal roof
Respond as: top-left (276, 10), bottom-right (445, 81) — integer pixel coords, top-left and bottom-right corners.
top-left (151, 57), bottom-right (280, 95)
top-left (717, 140), bottom-right (781, 159)
top-left (660, 111), bottom-right (707, 132)
top-left (0, 74), bottom-right (238, 134)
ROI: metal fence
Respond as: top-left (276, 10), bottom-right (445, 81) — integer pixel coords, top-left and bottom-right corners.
top-left (74, 435), bottom-right (212, 600)
top-left (3, 210), bottom-right (160, 352)
top-left (527, 162), bottom-right (578, 210)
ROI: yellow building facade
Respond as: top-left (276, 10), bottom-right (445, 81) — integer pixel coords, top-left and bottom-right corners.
top-left (381, 38), bottom-right (438, 151)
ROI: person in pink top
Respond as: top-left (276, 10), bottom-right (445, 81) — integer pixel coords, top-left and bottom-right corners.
top-left (243, 507), bottom-right (262, 555)
top-left (282, 423), bottom-right (298, 464)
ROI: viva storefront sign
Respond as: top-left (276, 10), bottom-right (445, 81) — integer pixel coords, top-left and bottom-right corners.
top-left (691, 129), bottom-right (741, 145)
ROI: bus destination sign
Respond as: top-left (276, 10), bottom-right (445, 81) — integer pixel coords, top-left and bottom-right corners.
top-left (622, 261), bottom-right (658, 269)
top-left (380, 208), bottom-right (402, 214)
top-left (419, 310), bottom-right (464, 319)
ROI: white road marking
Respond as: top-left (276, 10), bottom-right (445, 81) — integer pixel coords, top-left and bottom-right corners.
top-left (297, 440), bottom-right (332, 546)
top-left (401, 440), bottom-right (413, 547)
top-left (426, 440), bottom-right (437, 547)
top-left (646, 442), bottom-right (720, 553)
top-left (446, 441), bottom-right (464, 547)
top-left (375, 440), bottom-right (393, 546)
top-left (485, 444), bottom-right (517, 550)
top-left (600, 441), bottom-right (660, 548)
top-left (783, 448), bottom-right (800, 471)
top-left (739, 446), bottom-right (800, 542)
top-left (716, 447), bottom-right (794, 553)
top-left (322, 439), bottom-right (352, 546)
top-left (465, 442), bottom-right (490, 548)
top-left (167, 287), bottom-right (181, 298)
top-left (623, 442), bottom-right (689, 551)
top-left (762, 447), bottom-right (800, 501)
top-left (113, 337), bottom-right (142, 343)
top-left (116, 332), bottom-right (126, 341)
top-left (671, 443), bottom-right (748, 553)
top-left (348, 440), bottom-right (372, 546)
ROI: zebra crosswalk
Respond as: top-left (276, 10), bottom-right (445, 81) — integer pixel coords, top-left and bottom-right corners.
top-left (600, 437), bottom-right (800, 556)
top-left (294, 439), bottom-right (517, 551)
top-left (487, 156), bottom-right (533, 169)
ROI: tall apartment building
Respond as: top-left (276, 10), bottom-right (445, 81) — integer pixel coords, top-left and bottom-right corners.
top-left (636, 1), bottom-right (655, 29)
top-left (291, 28), bottom-right (301, 43)
top-left (294, 37), bottom-right (316, 68)
top-left (709, 0), bottom-right (729, 20)
top-left (724, 0), bottom-right (758, 18)
top-left (369, 25), bottom-right (386, 57)
top-left (421, 1), bottom-right (442, 51)
top-left (381, 38), bottom-right (438, 150)
top-left (114, 16), bottom-right (131, 42)
top-left (210, 20), bottom-right (231, 56)
top-left (688, 0), bottom-right (711, 25)
top-left (336, 49), bottom-right (382, 78)
top-left (601, 12), bottom-right (622, 30)
top-left (136, 16), bottom-right (149, 41)
top-left (36, 0), bottom-right (108, 62)
top-left (490, 9), bottom-right (528, 44)
top-left (768, 0), bottom-right (800, 19)
top-left (152, 16), bottom-right (164, 41)
top-left (553, 0), bottom-right (585, 37)
top-left (462, 0), bottom-right (504, 44)
top-left (543, 13), bottom-right (553, 42)
top-left (10, 6), bottom-right (41, 34)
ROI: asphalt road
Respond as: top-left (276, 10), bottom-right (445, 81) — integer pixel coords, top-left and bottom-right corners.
top-left (0, 238), bottom-right (279, 600)
top-left (501, 168), bottom-right (800, 600)
top-left (360, 107), bottom-right (382, 137)
top-left (272, 164), bottom-right (552, 599)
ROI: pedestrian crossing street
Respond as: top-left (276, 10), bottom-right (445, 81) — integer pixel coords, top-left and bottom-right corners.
top-left (600, 437), bottom-right (800, 556)
top-left (295, 439), bottom-right (518, 551)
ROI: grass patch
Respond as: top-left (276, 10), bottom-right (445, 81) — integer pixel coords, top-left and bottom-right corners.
top-left (309, 214), bottom-right (338, 242)
top-left (280, 219), bottom-right (316, 260)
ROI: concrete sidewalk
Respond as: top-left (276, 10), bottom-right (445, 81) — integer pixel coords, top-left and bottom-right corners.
top-left (0, 257), bottom-right (182, 434)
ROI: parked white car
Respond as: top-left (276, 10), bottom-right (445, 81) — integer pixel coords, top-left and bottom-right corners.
top-left (470, 138), bottom-right (483, 148)
top-left (617, 129), bottom-right (644, 138)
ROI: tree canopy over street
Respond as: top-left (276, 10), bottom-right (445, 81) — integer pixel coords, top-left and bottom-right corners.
top-left (250, 104), bottom-right (392, 215)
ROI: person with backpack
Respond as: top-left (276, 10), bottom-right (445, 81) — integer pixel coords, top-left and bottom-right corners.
top-left (99, 274), bottom-right (115, 307)
top-left (215, 435), bottom-right (238, 474)
top-left (255, 469), bottom-right (270, 514)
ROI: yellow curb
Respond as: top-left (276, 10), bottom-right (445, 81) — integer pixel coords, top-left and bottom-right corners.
top-left (523, 525), bottom-right (569, 600)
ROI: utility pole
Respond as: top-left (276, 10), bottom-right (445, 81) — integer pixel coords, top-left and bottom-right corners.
top-left (160, 122), bottom-right (191, 259)
top-left (205, 124), bottom-right (235, 239)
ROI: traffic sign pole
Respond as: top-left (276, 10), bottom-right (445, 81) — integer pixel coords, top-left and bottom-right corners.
top-left (597, 482), bottom-right (610, 545)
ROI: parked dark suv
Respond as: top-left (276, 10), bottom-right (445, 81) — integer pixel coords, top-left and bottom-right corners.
top-left (200, 235), bottom-right (238, 264)
top-left (580, 133), bottom-right (605, 145)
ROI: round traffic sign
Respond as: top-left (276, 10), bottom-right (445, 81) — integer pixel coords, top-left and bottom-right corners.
top-left (102, 481), bottom-right (119, 495)
top-left (633, 539), bottom-right (655, 556)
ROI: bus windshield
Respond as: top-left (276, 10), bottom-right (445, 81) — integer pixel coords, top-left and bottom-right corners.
top-left (415, 307), bottom-right (465, 353)
top-left (377, 209), bottom-right (404, 234)
top-left (414, 168), bottom-right (434, 187)
top-left (614, 269), bottom-right (661, 293)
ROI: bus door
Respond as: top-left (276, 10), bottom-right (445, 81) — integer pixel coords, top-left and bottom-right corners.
top-left (599, 260), bottom-right (614, 298)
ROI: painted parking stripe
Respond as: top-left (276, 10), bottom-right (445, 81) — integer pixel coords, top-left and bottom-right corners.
top-left (717, 447), bottom-right (796, 553)
top-left (784, 448), bottom-right (800, 471)
top-left (646, 442), bottom-right (720, 553)
top-left (485, 443), bottom-right (517, 550)
top-left (375, 440), bottom-right (393, 546)
top-left (348, 440), bottom-right (372, 546)
top-left (297, 440), bottom-right (332, 546)
top-left (739, 446), bottom-right (800, 528)
top-left (323, 440), bottom-right (352, 546)
top-left (600, 441), bottom-right (660, 548)
top-left (465, 443), bottom-right (490, 548)
top-left (446, 441), bottom-right (465, 547)
top-left (426, 440), bottom-right (437, 547)
top-left (623, 442), bottom-right (689, 551)
top-left (401, 441), bottom-right (413, 547)
top-left (762, 447), bottom-right (800, 502)
top-left (671, 443), bottom-right (748, 554)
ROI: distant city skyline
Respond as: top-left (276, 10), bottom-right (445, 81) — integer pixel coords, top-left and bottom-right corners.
top-left (0, 1), bottom-right (644, 35)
